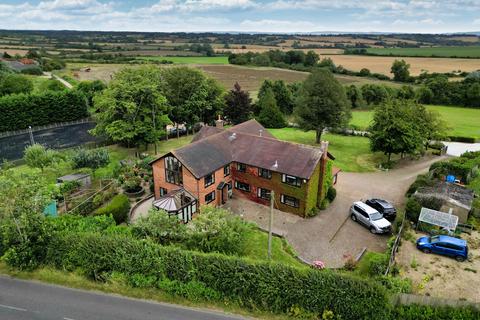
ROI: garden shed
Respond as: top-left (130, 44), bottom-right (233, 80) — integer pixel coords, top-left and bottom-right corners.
top-left (57, 173), bottom-right (91, 187)
top-left (414, 181), bottom-right (474, 223)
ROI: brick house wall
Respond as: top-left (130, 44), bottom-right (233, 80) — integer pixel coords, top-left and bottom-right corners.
top-left (231, 162), bottom-right (317, 217)
top-left (152, 155), bottom-right (232, 208)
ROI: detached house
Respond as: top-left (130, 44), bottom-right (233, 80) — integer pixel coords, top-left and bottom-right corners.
top-left (150, 119), bottom-right (334, 222)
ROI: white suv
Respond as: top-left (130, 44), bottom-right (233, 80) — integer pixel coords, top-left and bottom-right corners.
top-left (350, 201), bottom-right (392, 234)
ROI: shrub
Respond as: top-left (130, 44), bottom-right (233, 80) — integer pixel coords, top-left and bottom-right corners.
top-left (405, 197), bottom-right (422, 223)
top-left (186, 206), bottom-right (249, 255)
top-left (357, 252), bottom-right (388, 277)
top-left (393, 304), bottom-right (480, 320)
top-left (72, 148), bottom-right (110, 169)
top-left (132, 209), bottom-right (187, 245)
top-left (406, 174), bottom-right (434, 197)
top-left (448, 136), bottom-right (476, 143)
top-left (326, 186), bottom-right (337, 202)
top-left (94, 194), bottom-right (130, 224)
top-left (20, 66), bottom-right (43, 75)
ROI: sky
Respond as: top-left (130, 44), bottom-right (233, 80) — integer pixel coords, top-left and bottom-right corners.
top-left (0, 0), bottom-right (479, 33)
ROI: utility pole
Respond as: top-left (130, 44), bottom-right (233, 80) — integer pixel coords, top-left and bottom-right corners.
top-left (268, 190), bottom-right (275, 260)
top-left (28, 126), bottom-right (35, 145)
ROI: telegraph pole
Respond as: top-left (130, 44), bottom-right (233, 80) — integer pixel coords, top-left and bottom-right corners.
top-left (28, 126), bottom-right (35, 145)
top-left (268, 190), bottom-right (275, 260)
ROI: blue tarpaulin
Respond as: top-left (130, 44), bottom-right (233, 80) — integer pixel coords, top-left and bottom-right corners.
top-left (43, 200), bottom-right (57, 217)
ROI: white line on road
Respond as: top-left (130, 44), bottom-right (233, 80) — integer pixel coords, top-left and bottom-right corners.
top-left (63, 317), bottom-right (76, 320)
top-left (0, 303), bottom-right (28, 312)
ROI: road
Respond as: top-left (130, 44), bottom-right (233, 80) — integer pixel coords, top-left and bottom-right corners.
top-left (0, 276), bottom-right (245, 320)
top-left (43, 72), bottom-right (74, 89)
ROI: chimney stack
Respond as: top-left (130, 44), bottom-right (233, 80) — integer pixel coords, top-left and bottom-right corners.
top-left (215, 115), bottom-right (224, 129)
top-left (320, 141), bottom-right (329, 159)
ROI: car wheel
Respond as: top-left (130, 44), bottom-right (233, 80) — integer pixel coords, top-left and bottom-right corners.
top-left (351, 214), bottom-right (357, 222)
top-left (422, 248), bottom-right (431, 254)
top-left (455, 256), bottom-right (466, 262)
top-left (369, 227), bottom-right (376, 234)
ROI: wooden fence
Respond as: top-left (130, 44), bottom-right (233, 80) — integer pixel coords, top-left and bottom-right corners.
top-left (384, 216), bottom-right (405, 276)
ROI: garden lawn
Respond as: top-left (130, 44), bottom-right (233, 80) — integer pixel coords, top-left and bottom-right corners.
top-left (137, 56), bottom-right (229, 64)
top-left (243, 228), bottom-right (306, 268)
top-left (268, 128), bottom-right (379, 172)
top-left (350, 105), bottom-right (480, 140)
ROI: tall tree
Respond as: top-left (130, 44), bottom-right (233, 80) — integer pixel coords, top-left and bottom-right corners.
top-left (256, 88), bottom-right (286, 128)
top-left (91, 66), bottom-right (170, 148)
top-left (272, 80), bottom-right (295, 114)
top-left (391, 59), bottom-right (411, 82)
top-left (161, 67), bottom-right (224, 135)
top-left (223, 82), bottom-right (252, 124)
top-left (369, 99), bottom-right (425, 162)
top-left (304, 50), bottom-right (320, 67)
top-left (346, 85), bottom-right (366, 109)
top-left (295, 69), bottom-right (351, 144)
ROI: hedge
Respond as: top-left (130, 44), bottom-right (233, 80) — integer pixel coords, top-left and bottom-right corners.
top-left (45, 232), bottom-right (391, 320)
top-left (448, 136), bottom-right (476, 143)
top-left (94, 194), bottom-right (130, 224)
top-left (0, 90), bottom-right (88, 132)
top-left (393, 304), bottom-right (480, 320)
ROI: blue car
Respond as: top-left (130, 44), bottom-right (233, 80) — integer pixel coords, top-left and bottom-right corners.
top-left (416, 235), bottom-right (468, 262)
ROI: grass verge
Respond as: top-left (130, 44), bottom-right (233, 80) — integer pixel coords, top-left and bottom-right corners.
top-left (0, 262), bottom-right (293, 320)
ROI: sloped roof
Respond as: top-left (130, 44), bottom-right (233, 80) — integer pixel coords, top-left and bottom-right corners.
top-left (153, 119), bottom-right (326, 180)
top-left (191, 126), bottom-right (224, 143)
top-left (152, 189), bottom-right (195, 212)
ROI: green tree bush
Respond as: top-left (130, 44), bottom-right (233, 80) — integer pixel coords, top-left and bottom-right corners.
top-left (72, 148), bottom-right (110, 169)
top-left (256, 88), bottom-right (286, 128)
top-left (0, 73), bottom-right (33, 96)
top-left (24, 144), bottom-right (59, 172)
top-left (295, 69), bottom-right (351, 143)
top-left (94, 194), bottom-right (130, 224)
top-left (223, 82), bottom-right (252, 124)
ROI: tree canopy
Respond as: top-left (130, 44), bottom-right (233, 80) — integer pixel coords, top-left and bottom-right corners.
top-left (90, 66), bottom-right (170, 147)
top-left (223, 82), bottom-right (252, 125)
top-left (256, 88), bottom-right (286, 128)
top-left (391, 59), bottom-right (411, 82)
top-left (161, 66), bottom-right (224, 132)
top-left (295, 69), bottom-right (351, 143)
top-left (0, 74), bottom-right (33, 96)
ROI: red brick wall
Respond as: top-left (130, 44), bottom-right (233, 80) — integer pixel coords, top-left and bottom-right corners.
top-left (152, 156), bottom-right (232, 207)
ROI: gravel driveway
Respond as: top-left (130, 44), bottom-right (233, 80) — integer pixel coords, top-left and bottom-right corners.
top-left (226, 156), bottom-right (447, 268)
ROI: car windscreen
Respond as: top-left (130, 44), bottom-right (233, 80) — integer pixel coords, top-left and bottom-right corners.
top-left (429, 236), bottom-right (440, 243)
top-left (370, 212), bottom-right (383, 221)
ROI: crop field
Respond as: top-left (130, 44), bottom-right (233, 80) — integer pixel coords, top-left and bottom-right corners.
top-left (350, 105), bottom-right (480, 140)
top-left (323, 54), bottom-right (480, 76)
top-left (137, 56), bottom-right (229, 64)
top-left (365, 46), bottom-right (480, 58)
top-left (62, 62), bottom-right (403, 99)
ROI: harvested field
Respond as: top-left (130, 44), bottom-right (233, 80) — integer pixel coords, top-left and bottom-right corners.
top-left (366, 46), bottom-right (480, 58)
top-left (0, 48), bottom-right (29, 56)
top-left (323, 54), bottom-right (480, 76)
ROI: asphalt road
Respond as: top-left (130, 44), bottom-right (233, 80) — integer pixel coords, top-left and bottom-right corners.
top-left (0, 276), bottom-right (246, 320)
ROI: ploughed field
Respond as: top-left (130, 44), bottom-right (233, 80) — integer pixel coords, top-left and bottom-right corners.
top-left (365, 46), bottom-right (480, 58)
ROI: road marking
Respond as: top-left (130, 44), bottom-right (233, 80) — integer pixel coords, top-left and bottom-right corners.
top-left (0, 303), bottom-right (28, 312)
top-left (63, 317), bottom-right (76, 320)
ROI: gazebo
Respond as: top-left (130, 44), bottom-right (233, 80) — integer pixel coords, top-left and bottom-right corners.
top-left (152, 189), bottom-right (197, 223)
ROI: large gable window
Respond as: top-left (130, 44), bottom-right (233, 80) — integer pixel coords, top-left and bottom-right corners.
top-left (282, 174), bottom-right (301, 187)
top-left (165, 156), bottom-right (183, 185)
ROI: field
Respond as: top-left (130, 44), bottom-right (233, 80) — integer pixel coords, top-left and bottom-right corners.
top-left (62, 62), bottom-right (401, 98)
top-left (350, 105), bottom-right (480, 140)
top-left (365, 46), bottom-right (480, 58)
top-left (322, 54), bottom-right (480, 76)
top-left (137, 56), bottom-right (229, 64)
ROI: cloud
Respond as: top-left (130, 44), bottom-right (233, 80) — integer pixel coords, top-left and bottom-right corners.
top-left (239, 19), bottom-right (319, 32)
top-left (148, 0), bottom-right (257, 13)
